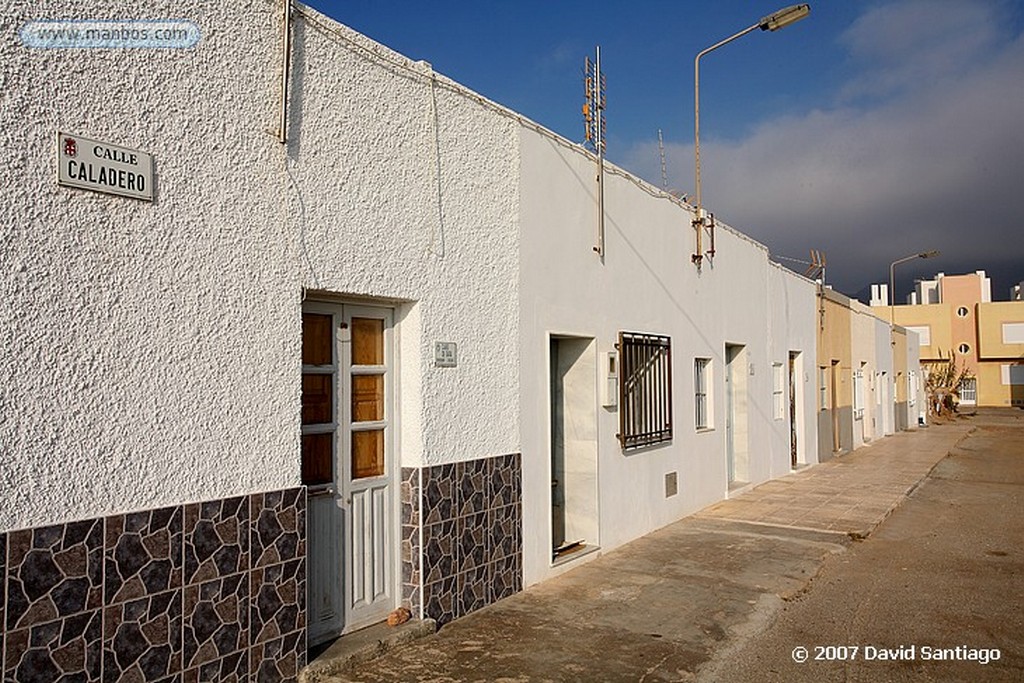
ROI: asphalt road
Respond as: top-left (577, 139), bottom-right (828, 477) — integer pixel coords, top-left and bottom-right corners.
top-left (702, 412), bottom-right (1024, 682)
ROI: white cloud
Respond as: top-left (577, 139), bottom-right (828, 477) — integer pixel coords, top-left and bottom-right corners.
top-left (621, 1), bottom-right (1024, 296)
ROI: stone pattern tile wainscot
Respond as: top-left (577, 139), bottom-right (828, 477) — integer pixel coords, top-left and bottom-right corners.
top-left (407, 453), bottom-right (522, 626)
top-left (1, 488), bottom-right (306, 683)
top-left (103, 506), bottom-right (183, 682)
top-left (4, 519), bottom-right (105, 682)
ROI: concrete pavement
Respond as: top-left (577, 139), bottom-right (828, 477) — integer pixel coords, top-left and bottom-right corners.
top-left (703, 409), bottom-right (1024, 682)
top-left (313, 419), bottom-right (976, 682)
top-left (698, 422), bottom-right (974, 538)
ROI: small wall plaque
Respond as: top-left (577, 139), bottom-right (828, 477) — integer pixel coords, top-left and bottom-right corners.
top-left (435, 342), bottom-right (457, 368)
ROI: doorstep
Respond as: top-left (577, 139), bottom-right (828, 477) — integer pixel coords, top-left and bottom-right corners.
top-left (300, 618), bottom-right (438, 683)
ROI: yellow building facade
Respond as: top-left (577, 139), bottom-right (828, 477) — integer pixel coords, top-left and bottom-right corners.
top-left (873, 271), bottom-right (1024, 407)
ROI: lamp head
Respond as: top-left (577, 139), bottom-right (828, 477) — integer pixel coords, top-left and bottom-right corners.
top-left (919, 250), bottom-right (940, 259)
top-left (759, 4), bottom-right (811, 31)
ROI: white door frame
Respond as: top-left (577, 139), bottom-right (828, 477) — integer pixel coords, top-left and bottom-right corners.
top-left (304, 301), bottom-right (400, 644)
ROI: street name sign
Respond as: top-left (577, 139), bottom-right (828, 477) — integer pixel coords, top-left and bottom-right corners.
top-left (56, 132), bottom-right (154, 201)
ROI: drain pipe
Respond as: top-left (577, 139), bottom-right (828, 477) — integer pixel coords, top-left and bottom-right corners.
top-left (278, 0), bottom-right (292, 144)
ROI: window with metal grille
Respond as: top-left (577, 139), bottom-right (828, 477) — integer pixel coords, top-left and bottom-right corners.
top-left (617, 331), bottom-right (672, 450)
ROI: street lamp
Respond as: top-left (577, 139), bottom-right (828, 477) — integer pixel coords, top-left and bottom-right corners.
top-left (692, 4), bottom-right (810, 266)
top-left (889, 250), bottom-right (941, 329)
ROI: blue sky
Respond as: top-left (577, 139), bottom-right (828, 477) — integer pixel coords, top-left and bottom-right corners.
top-left (304, 1), bottom-right (1024, 300)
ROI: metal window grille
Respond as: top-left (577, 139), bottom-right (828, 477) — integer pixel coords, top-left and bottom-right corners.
top-left (960, 377), bottom-right (977, 404)
top-left (617, 331), bottom-right (672, 449)
top-left (695, 358), bottom-right (709, 429)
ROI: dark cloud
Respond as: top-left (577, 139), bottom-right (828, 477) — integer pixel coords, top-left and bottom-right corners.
top-left (622, 0), bottom-right (1024, 301)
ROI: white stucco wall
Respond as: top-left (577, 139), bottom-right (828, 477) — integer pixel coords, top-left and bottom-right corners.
top-left (1, 1), bottom-right (520, 531)
top-left (286, 6), bottom-right (520, 467)
top-left (2, 1), bottom-right (291, 530)
top-left (767, 263), bottom-right (819, 470)
top-left (517, 131), bottom-right (819, 586)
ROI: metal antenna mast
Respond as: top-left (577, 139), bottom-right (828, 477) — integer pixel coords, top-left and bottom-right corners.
top-left (583, 47), bottom-right (606, 258)
top-left (658, 129), bottom-right (668, 189)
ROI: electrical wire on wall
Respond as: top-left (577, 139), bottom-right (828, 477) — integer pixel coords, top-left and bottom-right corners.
top-left (427, 74), bottom-right (446, 258)
top-left (286, 157), bottom-right (321, 291)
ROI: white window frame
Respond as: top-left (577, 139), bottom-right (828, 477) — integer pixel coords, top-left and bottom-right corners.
top-left (1002, 322), bottom-right (1024, 344)
top-left (818, 367), bottom-right (828, 411)
top-left (907, 325), bottom-right (931, 347)
top-left (772, 362), bottom-right (784, 420)
top-left (853, 366), bottom-right (865, 420)
top-left (1002, 364), bottom-right (1024, 386)
top-left (695, 357), bottom-right (712, 430)
top-left (959, 377), bottom-right (977, 405)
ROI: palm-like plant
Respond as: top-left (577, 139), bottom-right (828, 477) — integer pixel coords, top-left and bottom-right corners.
top-left (924, 349), bottom-right (973, 418)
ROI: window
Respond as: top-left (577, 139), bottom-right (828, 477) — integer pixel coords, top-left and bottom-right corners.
top-left (909, 370), bottom-right (917, 408)
top-left (960, 377), bottom-right (977, 404)
top-left (818, 367), bottom-right (828, 410)
top-left (618, 331), bottom-right (672, 449)
top-left (1001, 364), bottom-right (1024, 386)
top-left (772, 362), bottom-right (784, 420)
top-left (301, 312), bottom-right (336, 486)
top-left (956, 306), bottom-right (969, 318)
top-left (958, 343), bottom-right (971, 355)
top-left (695, 358), bottom-right (711, 429)
top-left (1002, 322), bottom-right (1024, 344)
top-left (906, 325), bottom-right (931, 347)
top-left (853, 366), bottom-right (865, 419)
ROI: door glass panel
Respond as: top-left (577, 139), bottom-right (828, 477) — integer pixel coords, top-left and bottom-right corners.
top-left (352, 374), bottom-right (384, 422)
top-left (302, 433), bottom-right (333, 485)
top-left (302, 374), bottom-right (333, 424)
top-left (303, 314), bottom-right (333, 365)
top-left (351, 318), bottom-right (384, 365)
top-left (352, 429), bottom-right (384, 479)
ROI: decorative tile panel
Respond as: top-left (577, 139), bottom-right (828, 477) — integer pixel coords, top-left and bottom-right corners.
top-left (456, 563), bottom-right (490, 617)
top-left (488, 503), bottom-right (521, 561)
top-left (457, 512), bottom-right (487, 574)
top-left (420, 463), bottom-right (455, 526)
top-left (249, 630), bottom-right (305, 683)
top-left (412, 453), bottom-right (523, 626)
top-left (102, 589), bottom-right (182, 682)
top-left (1, 532), bottom-right (6, 659)
top-left (182, 573), bottom-right (248, 670)
top-left (421, 519), bottom-right (456, 585)
top-left (489, 453), bottom-right (521, 509)
top-left (400, 468), bottom-right (420, 613)
top-left (184, 497), bottom-right (249, 585)
top-left (5, 519), bottom-right (103, 631)
top-left (183, 650), bottom-right (247, 683)
top-left (250, 558), bottom-right (305, 647)
top-left (455, 457), bottom-right (488, 517)
top-left (1, 486), bottom-right (306, 683)
top-left (4, 610), bottom-right (102, 682)
top-left (105, 507), bottom-right (183, 606)
top-left (250, 489), bottom-right (305, 570)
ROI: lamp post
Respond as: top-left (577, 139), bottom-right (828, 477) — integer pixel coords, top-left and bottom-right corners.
top-left (692, 3), bottom-right (810, 266)
top-left (889, 250), bottom-right (941, 332)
